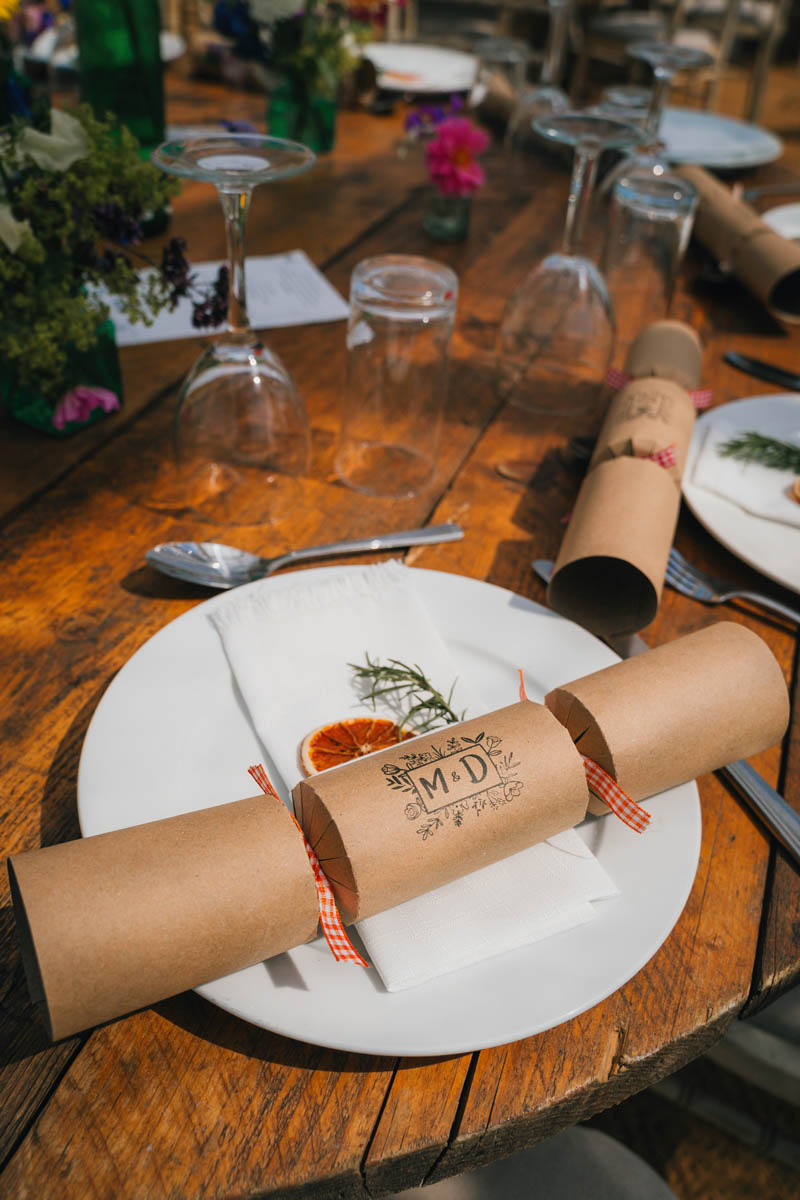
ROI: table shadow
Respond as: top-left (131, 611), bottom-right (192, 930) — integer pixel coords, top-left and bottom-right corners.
top-left (153, 988), bottom-right (464, 1073)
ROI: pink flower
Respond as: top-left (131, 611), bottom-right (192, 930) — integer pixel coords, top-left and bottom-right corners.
top-left (425, 117), bottom-right (490, 197)
top-left (52, 385), bottom-right (120, 431)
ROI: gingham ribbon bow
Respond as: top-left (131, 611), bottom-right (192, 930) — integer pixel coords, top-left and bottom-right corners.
top-left (648, 443), bottom-right (678, 470)
top-left (560, 439), bottom-right (675, 525)
top-left (605, 366), bottom-right (713, 411)
top-left (518, 670), bottom-right (650, 834)
top-left (248, 764), bottom-right (368, 967)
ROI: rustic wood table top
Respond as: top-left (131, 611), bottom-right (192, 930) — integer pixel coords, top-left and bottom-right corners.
top-left (1, 77), bottom-right (798, 1200)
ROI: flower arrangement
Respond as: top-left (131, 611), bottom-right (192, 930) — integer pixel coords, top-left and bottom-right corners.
top-left (425, 117), bottom-right (489, 198)
top-left (0, 103), bottom-right (225, 431)
top-left (214, 0), bottom-right (367, 98)
top-left (420, 113), bottom-right (489, 242)
top-left (213, 0), bottom-right (369, 151)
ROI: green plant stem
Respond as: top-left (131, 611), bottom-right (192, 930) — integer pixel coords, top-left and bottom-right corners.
top-left (718, 431), bottom-right (800, 473)
top-left (350, 655), bottom-right (465, 734)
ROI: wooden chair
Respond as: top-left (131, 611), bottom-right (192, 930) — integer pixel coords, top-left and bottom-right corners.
top-left (570, 0), bottom-right (792, 115)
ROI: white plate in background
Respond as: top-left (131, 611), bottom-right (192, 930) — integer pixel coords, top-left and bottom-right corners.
top-left (660, 107), bottom-right (783, 170)
top-left (683, 394), bottom-right (800, 594)
top-left (762, 202), bottom-right (800, 244)
top-left (363, 42), bottom-right (478, 94)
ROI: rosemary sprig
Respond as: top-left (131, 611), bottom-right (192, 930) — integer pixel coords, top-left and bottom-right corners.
top-left (718, 431), bottom-right (800, 473)
top-left (350, 654), bottom-right (465, 735)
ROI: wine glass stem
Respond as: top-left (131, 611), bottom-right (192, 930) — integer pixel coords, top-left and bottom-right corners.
top-left (562, 142), bottom-right (599, 256)
top-left (541, 0), bottom-right (570, 87)
top-left (644, 67), bottom-right (672, 142)
top-left (218, 187), bottom-right (253, 336)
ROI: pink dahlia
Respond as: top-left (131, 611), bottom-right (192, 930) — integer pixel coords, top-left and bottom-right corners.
top-left (53, 385), bottom-right (120, 431)
top-left (425, 117), bottom-right (490, 197)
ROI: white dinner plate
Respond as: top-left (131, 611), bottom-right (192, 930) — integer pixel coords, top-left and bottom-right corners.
top-left (659, 107), bottom-right (783, 170)
top-left (78, 568), bottom-right (700, 1057)
top-left (363, 42), bottom-right (478, 93)
top-left (762, 202), bottom-right (800, 244)
top-left (683, 394), bottom-right (800, 594)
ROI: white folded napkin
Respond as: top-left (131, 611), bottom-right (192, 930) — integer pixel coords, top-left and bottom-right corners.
top-left (210, 561), bottom-right (618, 991)
top-left (691, 418), bottom-right (800, 529)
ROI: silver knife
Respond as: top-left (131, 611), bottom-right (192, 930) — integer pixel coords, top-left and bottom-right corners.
top-left (532, 559), bottom-right (800, 866)
top-left (723, 351), bottom-right (800, 394)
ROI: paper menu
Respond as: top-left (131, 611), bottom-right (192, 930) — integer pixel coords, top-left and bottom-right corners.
top-left (105, 249), bottom-right (349, 347)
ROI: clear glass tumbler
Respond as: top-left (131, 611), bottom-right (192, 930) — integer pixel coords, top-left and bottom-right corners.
top-left (336, 255), bottom-right (458, 499)
top-left (602, 168), bottom-right (698, 355)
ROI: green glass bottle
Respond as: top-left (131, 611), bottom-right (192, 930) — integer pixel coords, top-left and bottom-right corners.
top-left (74, 0), bottom-right (165, 152)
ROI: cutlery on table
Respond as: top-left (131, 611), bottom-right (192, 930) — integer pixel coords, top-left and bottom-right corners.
top-left (532, 558), bottom-right (800, 866)
top-left (147, 523), bottom-right (464, 589)
top-left (723, 351), bottom-right (800, 393)
top-left (666, 548), bottom-right (800, 625)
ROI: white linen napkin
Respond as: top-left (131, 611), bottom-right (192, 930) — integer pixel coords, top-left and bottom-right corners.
top-left (691, 418), bottom-right (800, 529)
top-left (210, 561), bottom-right (618, 991)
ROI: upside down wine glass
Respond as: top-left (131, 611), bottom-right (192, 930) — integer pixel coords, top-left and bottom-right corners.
top-left (150, 134), bottom-right (315, 524)
top-left (498, 113), bottom-right (640, 416)
top-left (602, 42), bottom-right (715, 191)
top-left (506, 0), bottom-right (571, 149)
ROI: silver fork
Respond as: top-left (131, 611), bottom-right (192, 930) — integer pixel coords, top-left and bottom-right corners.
top-left (666, 549), bottom-right (800, 625)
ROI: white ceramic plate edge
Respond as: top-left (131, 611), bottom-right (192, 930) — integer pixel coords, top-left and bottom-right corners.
top-left (660, 107), bottom-right (783, 169)
top-left (683, 395), bottom-right (800, 595)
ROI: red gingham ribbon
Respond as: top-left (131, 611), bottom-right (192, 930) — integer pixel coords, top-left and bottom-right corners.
top-left (248, 764), bottom-right (369, 967)
top-left (582, 755), bottom-right (651, 834)
top-left (519, 670), bottom-right (650, 834)
top-left (605, 367), bottom-right (713, 410)
top-left (648, 443), bottom-right (677, 469)
top-left (561, 441), bottom-right (673, 525)
top-left (560, 439), bottom-right (677, 526)
top-left (605, 366), bottom-right (634, 391)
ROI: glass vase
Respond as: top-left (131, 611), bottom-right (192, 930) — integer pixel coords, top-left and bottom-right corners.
top-left (1, 320), bottom-right (123, 438)
top-left (73, 0), bottom-right (165, 153)
top-left (423, 191), bottom-right (472, 242)
top-left (268, 77), bottom-right (337, 155)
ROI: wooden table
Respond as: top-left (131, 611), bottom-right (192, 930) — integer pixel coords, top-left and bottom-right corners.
top-left (1, 79), bottom-right (798, 1200)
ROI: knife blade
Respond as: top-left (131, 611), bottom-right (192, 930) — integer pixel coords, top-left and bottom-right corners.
top-left (531, 558), bottom-right (800, 865)
top-left (723, 351), bottom-right (800, 393)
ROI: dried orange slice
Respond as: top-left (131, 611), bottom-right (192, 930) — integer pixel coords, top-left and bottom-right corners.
top-left (301, 717), bottom-right (414, 775)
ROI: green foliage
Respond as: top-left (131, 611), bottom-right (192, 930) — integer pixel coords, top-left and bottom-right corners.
top-left (271, 1), bottom-right (368, 99)
top-left (718, 431), bottom-right (800, 474)
top-left (350, 654), bottom-right (465, 734)
top-left (0, 105), bottom-right (180, 398)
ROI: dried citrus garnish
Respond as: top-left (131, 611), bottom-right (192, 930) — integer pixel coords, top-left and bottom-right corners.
top-left (301, 717), bottom-right (414, 775)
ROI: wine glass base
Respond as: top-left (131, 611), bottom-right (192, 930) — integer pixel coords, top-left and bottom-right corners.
top-left (132, 457), bottom-right (307, 526)
top-left (506, 374), bottom-right (607, 417)
top-left (147, 337), bottom-right (312, 524)
top-left (335, 441), bottom-right (435, 499)
top-left (498, 253), bottom-right (615, 416)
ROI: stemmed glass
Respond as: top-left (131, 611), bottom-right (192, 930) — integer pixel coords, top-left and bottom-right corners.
top-left (506, 0), bottom-right (571, 148)
top-left (603, 42), bottom-right (715, 187)
top-left (150, 133), bottom-right (315, 525)
top-left (498, 113), bottom-right (640, 416)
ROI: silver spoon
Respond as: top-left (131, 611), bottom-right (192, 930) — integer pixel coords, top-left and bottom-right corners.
top-left (146, 523), bottom-right (464, 588)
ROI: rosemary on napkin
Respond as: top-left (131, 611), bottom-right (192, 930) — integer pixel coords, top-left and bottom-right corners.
top-left (718, 431), bottom-right (800, 473)
top-left (350, 655), bottom-right (465, 735)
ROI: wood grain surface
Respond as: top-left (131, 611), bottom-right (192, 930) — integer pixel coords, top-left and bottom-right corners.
top-left (0, 74), bottom-right (798, 1199)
